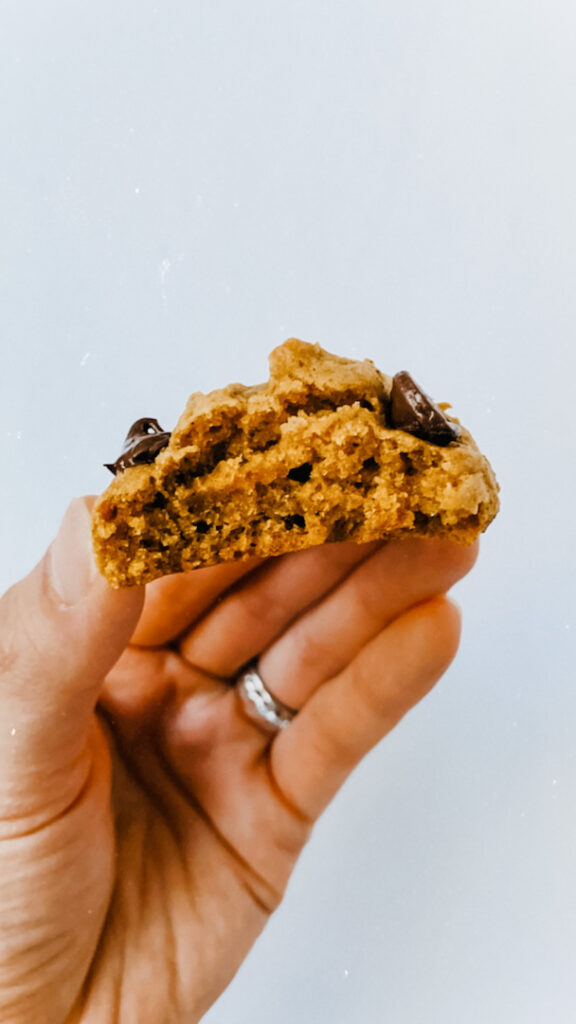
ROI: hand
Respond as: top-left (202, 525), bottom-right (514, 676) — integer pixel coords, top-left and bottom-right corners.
top-left (0, 498), bottom-right (476, 1023)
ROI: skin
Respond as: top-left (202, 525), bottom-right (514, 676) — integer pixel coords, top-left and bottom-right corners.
top-left (0, 497), bottom-right (477, 1024)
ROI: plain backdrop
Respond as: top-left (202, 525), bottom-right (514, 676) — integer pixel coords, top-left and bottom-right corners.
top-left (1, 2), bottom-right (576, 1021)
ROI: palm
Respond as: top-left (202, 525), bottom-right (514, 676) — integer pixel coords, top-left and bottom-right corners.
top-left (85, 642), bottom-right (311, 1022)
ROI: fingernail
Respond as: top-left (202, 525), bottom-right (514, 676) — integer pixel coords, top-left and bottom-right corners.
top-left (47, 498), bottom-right (99, 606)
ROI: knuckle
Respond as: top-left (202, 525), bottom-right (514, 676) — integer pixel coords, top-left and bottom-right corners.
top-left (307, 699), bottom-right (357, 768)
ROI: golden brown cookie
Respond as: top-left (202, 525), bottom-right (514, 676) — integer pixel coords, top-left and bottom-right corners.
top-left (92, 339), bottom-right (499, 587)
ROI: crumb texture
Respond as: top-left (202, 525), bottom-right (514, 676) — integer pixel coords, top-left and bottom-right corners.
top-left (92, 338), bottom-right (500, 587)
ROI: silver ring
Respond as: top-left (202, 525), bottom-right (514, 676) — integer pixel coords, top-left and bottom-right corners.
top-left (236, 662), bottom-right (297, 734)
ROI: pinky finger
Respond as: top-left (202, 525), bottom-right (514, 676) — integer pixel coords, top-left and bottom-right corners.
top-left (269, 596), bottom-right (462, 822)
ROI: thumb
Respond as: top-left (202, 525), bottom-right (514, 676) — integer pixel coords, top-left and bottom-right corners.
top-left (0, 496), bottom-right (144, 824)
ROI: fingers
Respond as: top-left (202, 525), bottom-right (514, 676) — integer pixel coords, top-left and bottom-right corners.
top-left (259, 537), bottom-right (477, 708)
top-left (178, 540), bottom-right (382, 677)
top-left (269, 596), bottom-right (462, 821)
top-left (0, 497), bottom-right (144, 829)
top-left (131, 557), bottom-right (265, 647)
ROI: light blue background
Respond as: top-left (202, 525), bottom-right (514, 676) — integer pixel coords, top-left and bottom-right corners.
top-left (1, 2), bottom-right (575, 1021)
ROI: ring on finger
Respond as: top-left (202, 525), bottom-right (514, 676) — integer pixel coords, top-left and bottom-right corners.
top-left (235, 661), bottom-right (297, 735)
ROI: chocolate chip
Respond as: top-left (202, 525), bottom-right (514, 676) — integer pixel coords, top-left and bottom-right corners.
top-left (194, 519), bottom-right (211, 534)
top-left (105, 417), bottom-right (171, 475)
top-left (390, 372), bottom-right (462, 446)
top-left (283, 514), bottom-right (306, 530)
top-left (287, 462), bottom-right (312, 483)
top-left (143, 491), bottom-right (168, 512)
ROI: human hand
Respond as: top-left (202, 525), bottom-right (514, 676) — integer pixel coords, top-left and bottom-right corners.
top-left (0, 497), bottom-right (476, 1023)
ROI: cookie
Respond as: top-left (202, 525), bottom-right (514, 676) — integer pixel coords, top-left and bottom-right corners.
top-left (92, 339), bottom-right (499, 587)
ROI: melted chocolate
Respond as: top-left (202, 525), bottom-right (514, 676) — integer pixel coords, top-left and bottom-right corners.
top-left (104, 371), bottom-right (459, 478)
top-left (390, 372), bottom-right (462, 446)
top-left (105, 418), bottom-right (171, 475)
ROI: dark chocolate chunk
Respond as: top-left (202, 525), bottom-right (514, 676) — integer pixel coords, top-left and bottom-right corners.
top-left (194, 519), bottom-right (211, 534)
top-left (287, 462), bottom-right (312, 483)
top-left (105, 417), bottom-right (171, 475)
top-left (283, 514), bottom-right (306, 530)
top-left (390, 372), bottom-right (462, 446)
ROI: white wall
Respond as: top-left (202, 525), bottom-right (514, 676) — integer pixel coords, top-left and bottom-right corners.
top-left (1, 2), bottom-right (575, 1020)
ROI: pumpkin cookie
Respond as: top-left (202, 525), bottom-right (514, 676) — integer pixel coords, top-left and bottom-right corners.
top-left (92, 339), bottom-right (499, 587)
